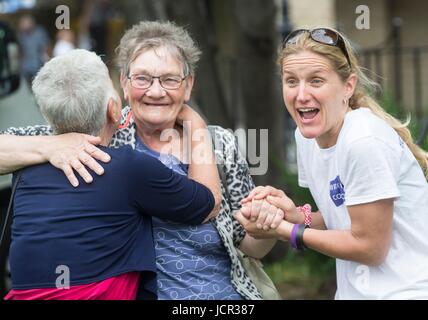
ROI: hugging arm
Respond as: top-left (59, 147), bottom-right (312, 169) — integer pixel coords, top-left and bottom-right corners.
top-left (0, 126), bottom-right (110, 186)
top-left (131, 153), bottom-right (217, 225)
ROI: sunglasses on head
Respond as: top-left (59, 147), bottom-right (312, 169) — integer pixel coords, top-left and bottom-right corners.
top-left (283, 28), bottom-right (352, 69)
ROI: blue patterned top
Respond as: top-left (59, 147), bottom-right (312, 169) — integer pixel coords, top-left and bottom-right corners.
top-left (135, 137), bottom-right (243, 300)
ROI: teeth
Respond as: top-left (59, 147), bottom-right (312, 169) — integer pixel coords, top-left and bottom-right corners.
top-left (299, 108), bottom-right (318, 112)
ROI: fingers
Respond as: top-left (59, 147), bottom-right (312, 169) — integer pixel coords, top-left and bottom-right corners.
top-left (250, 199), bottom-right (263, 222)
top-left (241, 186), bottom-right (286, 204)
top-left (253, 186), bottom-right (284, 200)
top-left (62, 164), bottom-right (79, 188)
top-left (266, 195), bottom-right (295, 212)
top-left (255, 200), bottom-right (270, 229)
top-left (84, 140), bottom-right (111, 164)
top-left (241, 186), bottom-right (265, 204)
top-left (80, 148), bottom-right (106, 175)
top-left (70, 157), bottom-right (93, 184)
top-left (262, 204), bottom-right (278, 230)
top-left (83, 134), bottom-right (102, 146)
top-left (234, 210), bottom-right (248, 226)
top-left (270, 208), bottom-right (285, 229)
top-left (240, 206), bottom-right (251, 219)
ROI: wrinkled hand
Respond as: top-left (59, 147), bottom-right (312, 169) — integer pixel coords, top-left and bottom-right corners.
top-left (47, 133), bottom-right (111, 187)
top-left (239, 199), bottom-right (284, 230)
top-left (241, 186), bottom-right (304, 224)
top-left (235, 211), bottom-right (292, 240)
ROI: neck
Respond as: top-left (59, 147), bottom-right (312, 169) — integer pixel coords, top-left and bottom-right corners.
top-left (136, 121), bottom-right (180, 150)
top-left (99, 125), bottom-right (115, 147)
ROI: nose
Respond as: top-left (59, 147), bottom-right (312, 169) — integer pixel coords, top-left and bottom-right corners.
top-left (296, 82), bottom-right (310, 104)
top-left (146, 78), bottom-right (166, 98)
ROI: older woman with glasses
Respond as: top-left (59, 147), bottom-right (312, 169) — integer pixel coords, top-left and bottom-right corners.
top-left (0, 21), bottom-right (280, 300)
top-left (236, 27), bottom-right (428, 299)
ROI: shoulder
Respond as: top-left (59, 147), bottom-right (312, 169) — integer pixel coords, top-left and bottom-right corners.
top-left (208, 125), bottom-right (237, 148)
top-left (110, 107), bottom-right (136, 148)
top-left (1, 125), bottom-right (53, 136)
top-left (339, 108), bottom-right (400, 149)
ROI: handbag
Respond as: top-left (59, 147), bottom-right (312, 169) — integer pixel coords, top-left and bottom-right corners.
top-left (207, 127), bottom-right (281, 300)
top-left (236, 249), bottom-right (282, 300)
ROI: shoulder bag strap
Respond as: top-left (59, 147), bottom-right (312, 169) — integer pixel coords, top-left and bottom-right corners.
top-left (0, 173), bottom-right (21, 248)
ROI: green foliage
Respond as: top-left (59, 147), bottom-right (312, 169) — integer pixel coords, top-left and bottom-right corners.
top-left (265, 249), bottom-right (336, 299)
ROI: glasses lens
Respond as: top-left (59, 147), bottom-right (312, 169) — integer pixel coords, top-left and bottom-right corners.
top-left (283, 29), bottom-right (307, 47)
top-left (160, 75), bottom-right (183, 90)
top-left (311, 28), bottom-right (338, 45)
top-left (132, 74), bottom-right (152, 89)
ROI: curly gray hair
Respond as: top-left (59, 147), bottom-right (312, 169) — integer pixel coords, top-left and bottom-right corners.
top-left (115, 20), bottom-right (202, 77)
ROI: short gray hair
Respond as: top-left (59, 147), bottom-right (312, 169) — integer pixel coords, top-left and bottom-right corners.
top-left (32, 49), bottom-right (116, 136)
top-left (115, 21), bottom-right (201, 77)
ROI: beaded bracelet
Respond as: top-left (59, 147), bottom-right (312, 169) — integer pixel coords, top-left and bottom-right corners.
top-left (297, 204), bottom-right (312, 227)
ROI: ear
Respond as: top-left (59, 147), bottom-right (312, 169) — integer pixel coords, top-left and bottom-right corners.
top-left (344, 73), bottom-right (358, 100)
top-left (107, 97), bottom-right (120, 125)
top-left (183, 74), bottom-right (194, 102)
top-left (120, 72), bottom-right (129, 101)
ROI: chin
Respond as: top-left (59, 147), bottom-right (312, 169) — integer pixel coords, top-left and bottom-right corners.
top-left (298, 126), bottom-right (322, 140)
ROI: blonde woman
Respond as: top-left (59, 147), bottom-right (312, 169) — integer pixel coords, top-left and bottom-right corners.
top-left (237, 28), bottom-right (428, 299)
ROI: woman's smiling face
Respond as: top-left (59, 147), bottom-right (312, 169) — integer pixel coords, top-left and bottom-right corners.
top-left (282, 50), bottom-right (356, 148)
top-left (123, 46), bottom-right (193, 130)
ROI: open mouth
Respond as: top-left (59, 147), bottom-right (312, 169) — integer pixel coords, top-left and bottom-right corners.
top-left (297, 108), bottom-right (320, 121)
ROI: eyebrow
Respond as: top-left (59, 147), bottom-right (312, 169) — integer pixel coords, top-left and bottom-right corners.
top-left (282, 68), bottom-right (328, 76)
top-left (130, 68), bottom-right (180, 76)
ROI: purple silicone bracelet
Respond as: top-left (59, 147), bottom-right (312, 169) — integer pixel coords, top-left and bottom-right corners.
top-left (290, 224), bottom-right (300, 250)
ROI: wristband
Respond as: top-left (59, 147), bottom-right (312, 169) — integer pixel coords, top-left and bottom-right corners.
top-left (295, 224), bottom-right (308, 251)
top-left (290, 223), bottom-right (300, 250)
top-left (297, 204), bottom-right (312, 227)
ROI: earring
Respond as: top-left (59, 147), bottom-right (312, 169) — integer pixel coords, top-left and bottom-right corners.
top-left (343, 98), bottom-right (348, 105)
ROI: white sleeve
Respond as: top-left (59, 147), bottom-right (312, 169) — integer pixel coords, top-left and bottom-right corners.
top-left (341, 136), bottom-right (400, 206)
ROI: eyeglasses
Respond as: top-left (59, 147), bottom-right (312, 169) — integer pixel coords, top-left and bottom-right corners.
top-left (127, 73), bottom-right (188, 90)
top-left (282, 28), bottom-right (352, 69)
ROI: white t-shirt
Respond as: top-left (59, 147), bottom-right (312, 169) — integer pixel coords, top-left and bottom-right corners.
top-left (296, 107), bottom-right (428, 299)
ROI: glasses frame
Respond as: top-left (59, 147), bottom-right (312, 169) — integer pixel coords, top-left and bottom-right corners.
top-left (283, 28), bottom-right (352, 69)
top-left (127, 73), bottom-right (189, 90)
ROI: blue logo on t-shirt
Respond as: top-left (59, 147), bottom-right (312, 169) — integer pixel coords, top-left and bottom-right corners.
top-left (330, 175), bottom-right (345, 207)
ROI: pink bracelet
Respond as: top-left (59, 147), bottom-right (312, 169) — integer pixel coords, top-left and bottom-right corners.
top-left (297, 204), bottom-right (312, 227)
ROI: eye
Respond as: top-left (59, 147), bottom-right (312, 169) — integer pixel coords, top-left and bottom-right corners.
top-left (284, 77), bottom-right (298, 87)
top-left (135, 75), bottom-right (151, 82)
top-left (311, 78), bottom-right (324, 86)
top-left (162, 76), bottom-right (181, 84)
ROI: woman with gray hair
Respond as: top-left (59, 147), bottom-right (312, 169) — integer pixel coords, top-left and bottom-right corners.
top-left (4, 49), bottom-right (221, 300)
top-left (113, 21), bottom-right (280, 300)
top-left (0, 21), bottom-right (281, 300)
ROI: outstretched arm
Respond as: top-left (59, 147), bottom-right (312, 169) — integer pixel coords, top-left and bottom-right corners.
top-left (237, 198), bottom-right (393, 266)
top-left (0, 132), bottom-right (110, 186)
